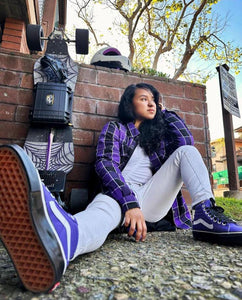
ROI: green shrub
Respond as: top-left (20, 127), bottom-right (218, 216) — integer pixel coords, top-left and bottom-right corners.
top-left (132, 67), bottom-right (169, 78)
top-left (215, 197), bottom-right (242, 221)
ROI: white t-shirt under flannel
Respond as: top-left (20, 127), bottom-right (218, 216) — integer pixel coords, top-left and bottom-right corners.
top-left (122, 145), bottom-right (153, 185)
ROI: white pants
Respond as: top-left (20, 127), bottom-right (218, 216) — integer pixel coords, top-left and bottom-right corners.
top-left (74, 145), bottom-right (213, 255)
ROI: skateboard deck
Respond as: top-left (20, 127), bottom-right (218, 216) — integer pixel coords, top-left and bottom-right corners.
top-left (24, 33), bottom-right (78, 193)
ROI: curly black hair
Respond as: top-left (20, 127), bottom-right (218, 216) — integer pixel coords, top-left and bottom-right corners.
top-left (118, 83), bottom-right (168, 155)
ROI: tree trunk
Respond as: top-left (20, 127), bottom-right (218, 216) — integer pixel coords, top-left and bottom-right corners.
top-left (152, 43), bottom-right (164, 70)
top-left (173, 49), bottom-right (194, 80)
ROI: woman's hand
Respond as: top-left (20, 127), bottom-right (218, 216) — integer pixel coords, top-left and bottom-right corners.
top-left (124, 208), bottom-right (147, 242)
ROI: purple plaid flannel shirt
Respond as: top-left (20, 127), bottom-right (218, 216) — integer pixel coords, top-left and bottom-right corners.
top-left (95, 110), bottom-right (194, 229)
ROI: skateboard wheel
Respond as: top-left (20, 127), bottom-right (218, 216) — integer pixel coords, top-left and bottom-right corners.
top-left (75, 29), bottom-right (89, 54)
top-left (27, 24), bottom-right (44, 51)
top-left (69, 188), bottom-right (89, 214)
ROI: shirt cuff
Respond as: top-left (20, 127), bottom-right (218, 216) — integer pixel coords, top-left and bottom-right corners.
top-left (122, 201), bottom-right (140, 214)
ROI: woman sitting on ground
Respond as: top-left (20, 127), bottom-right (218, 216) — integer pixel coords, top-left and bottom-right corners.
top-left (0, 83), bottom-right (241, 294)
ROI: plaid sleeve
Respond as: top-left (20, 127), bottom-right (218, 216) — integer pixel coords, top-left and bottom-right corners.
top-left (95, 121), bottom-right (140, 214)
top-left (164, 110), bottom-right (194, 147)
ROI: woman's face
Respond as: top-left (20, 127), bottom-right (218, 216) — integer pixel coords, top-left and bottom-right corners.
top-left (132, 88), bottom-right (156, 128)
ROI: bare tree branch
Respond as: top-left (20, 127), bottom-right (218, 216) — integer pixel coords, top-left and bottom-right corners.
top-left (150, 1), bottom-right (193, 69)
top-left (72, 0), bottom-right (242, 81)
top-left (107, 1), bottom-right (152, 63)
top-left (173, 0), bottom-right (208, 79)
top-left (73, 0), bottom-right (110, 47)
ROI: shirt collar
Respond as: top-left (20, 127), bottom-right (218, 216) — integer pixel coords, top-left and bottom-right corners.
top-left (126, 122), bottom-right (140, 138)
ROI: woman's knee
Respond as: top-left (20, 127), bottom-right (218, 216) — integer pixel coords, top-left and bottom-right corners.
top-left (177, 145), bottom-right (200, 156)
top-left (173, 145), bottom-right (202, 166)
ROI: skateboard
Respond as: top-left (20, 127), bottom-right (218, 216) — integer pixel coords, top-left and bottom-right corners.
top-left (24, 25), bottom-right (89, 210)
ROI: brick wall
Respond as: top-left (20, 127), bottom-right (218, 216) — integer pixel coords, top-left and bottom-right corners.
top-left (0, 50), bottom-right (211, 204)
top-left (1, 18), bottom-right (30, 54)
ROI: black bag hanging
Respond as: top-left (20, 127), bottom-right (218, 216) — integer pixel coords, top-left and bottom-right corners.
top-left (40, 55), bottom-right (68, 83)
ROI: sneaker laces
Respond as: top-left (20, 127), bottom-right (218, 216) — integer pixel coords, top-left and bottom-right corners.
top-left (206, 199), bottom-right (234, 225)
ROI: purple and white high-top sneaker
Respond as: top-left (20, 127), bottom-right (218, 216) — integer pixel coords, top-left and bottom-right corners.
top-left (193, 198), bottom-right (242, 245)
top-left (0, 145), bottom-right (79, 293)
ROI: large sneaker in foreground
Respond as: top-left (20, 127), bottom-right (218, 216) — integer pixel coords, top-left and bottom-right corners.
top-left (192, 199), bottom-right (242, 246)
top-left (0, 145), bottom-right (78, 293)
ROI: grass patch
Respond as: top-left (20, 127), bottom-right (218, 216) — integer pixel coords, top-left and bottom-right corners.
top-left (215, 197), bottom-right (242, 221)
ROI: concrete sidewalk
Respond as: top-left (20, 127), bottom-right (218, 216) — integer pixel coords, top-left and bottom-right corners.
top-left (0, 230), bottom-right (241, 300)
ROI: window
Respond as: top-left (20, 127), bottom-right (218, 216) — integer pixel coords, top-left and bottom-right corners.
top-left (211, 146), bottom-right (216, 158)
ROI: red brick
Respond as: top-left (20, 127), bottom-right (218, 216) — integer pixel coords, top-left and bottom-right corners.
top-left (20, 73), bottom-right (34, 89)
top-left (74, 146), bottom-right (96, 164)
top-left (0, 88), bottom-right (33, 106)
top-left (118, 75), bottom-right (144, 89)
top-left (94, 131), bottom-right (101, 146)
top-left (73, 97), bottom-right (96, 114)
top-left (184, 113), bottom-right (205, 129)
top-left (0, 87), bottom-right (19, 104)
top-left (0, 121), bottom-right (28, 140)
top-left (0, 70), bottom-right (21, 87)
top-left (0, 53), bottom-right (34, 72)
top-left (3, 28), bottom-right (23, 38)
top-left (78, 67), bottom-right (97, 84)
top-left (0, 103), bottom-right (16, 121)
top-left (190, 128), bottom-right (205, 143)
top-left (73, 113), bottom-right (111, 131)
top-left (164, 97), bottom-right (204, 114)
top-left (75, 83), bottom-right (120, 101)
top-left (195, 142), bottom-right (207, 158)
top-left (18, 89), bottom-right (33, 105)
top-left (5, 22), bottom-right (23, 31)
top-left (2, 18), bottom-right (29, 55)
top-left (73, 129), bottom-right (94, 146)
top-left (15, 106), bottom-right (31, 122)
top-left (97, 71), bottom-right (128, 88)
top-left (177, 111), bottom-right (185, 120)
top-left (20, 57), bottom-right (34, 73)
top-left (181, 99), bottom-right (204, 114)
top-left (184, 84), bottom-right (206, 100)
top-left (163, 96), bottom-right (180, 111)
top-left (97, 101), bottom-right (119, 116)
top-left (119, 74), bottom-right (142, 89)
top-left (67, 164), bottom-right (91, 181)
top-left (2, 35), bottom-right (21, 44)
top-left (1, 41), bottom-right (21, 51)
top-left (5, 18), bottom-right (24, 30)
top-left (146, 78), bottom-right (184, 97)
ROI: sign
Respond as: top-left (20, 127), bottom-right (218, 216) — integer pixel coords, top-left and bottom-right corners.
top-left (217, 65), bottom-right (240, 118)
